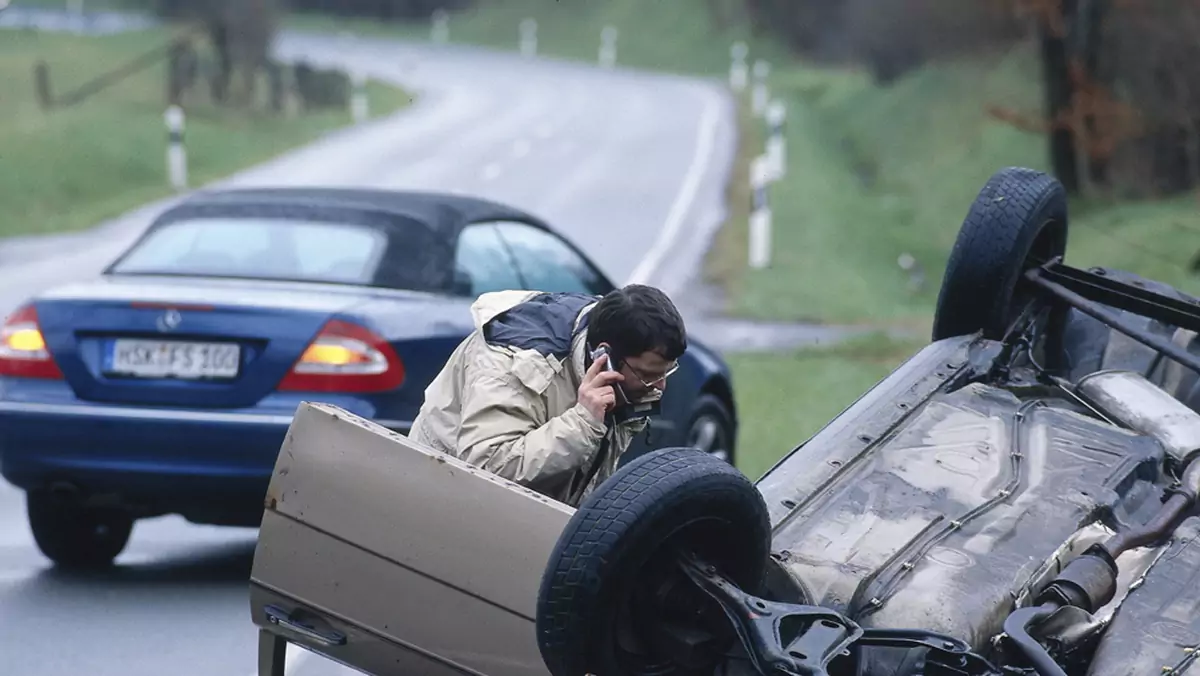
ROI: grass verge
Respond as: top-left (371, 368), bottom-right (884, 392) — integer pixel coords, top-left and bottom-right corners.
top-left (726, 332), bottom-right (929, 480)
top-left (288, 0), bottom-right (792, 76)
top-left (703, 98), bottom-right (758, 292)
top-left (0, 27), bottom-right (412, 238)
top-left (718, 45), bottom-right (1200, 327)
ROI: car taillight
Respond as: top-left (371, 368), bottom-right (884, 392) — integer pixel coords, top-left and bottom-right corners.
top-left (277, 318), bottom-right (404, 393)
top-left (0, 304), bottom-right (63, 379)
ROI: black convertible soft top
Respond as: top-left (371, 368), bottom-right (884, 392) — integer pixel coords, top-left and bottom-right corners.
top-left (156, 187), bottom-right (553, 242)
top-left (110, 187), bottom-right (564, 292)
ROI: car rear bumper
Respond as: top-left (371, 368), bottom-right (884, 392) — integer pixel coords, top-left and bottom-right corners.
top-left (0, 399), bottom-right (411, 516)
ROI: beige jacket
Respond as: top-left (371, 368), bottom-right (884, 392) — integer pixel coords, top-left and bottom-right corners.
top-left (408, 290), bottom-right (655, 507)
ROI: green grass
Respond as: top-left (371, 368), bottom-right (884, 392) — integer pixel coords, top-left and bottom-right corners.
top-left (0, 27), bottom-right (412, 237)
top-left (289, 0), bottom-right (793, 77)
top-left (7, 0), bottom-right (147, 8)
top-left (726, 333), bottom-right (929, 480)
top-left (717, 44), bottom-right (1200, 326)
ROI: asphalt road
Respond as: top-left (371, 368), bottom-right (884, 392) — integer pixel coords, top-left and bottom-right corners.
top-left (0, 29), bottom-right (737, 676)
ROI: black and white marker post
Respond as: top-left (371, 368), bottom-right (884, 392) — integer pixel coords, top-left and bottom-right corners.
top-left (898, 253), bottom-right (926, 292)
top-left (749, 155), bottom-right (772, 269)
top-left (729, 42), bottom-right (748, 94)
top-left (752, 59), bottom-right (770, 117)
top-left (164, 104), bottom-right (187, 191)
top-left (599, 25), bottom-right (618, 69)
top-left (431, 9), bottom-right (449, 44)
top-left (765, 100), bottom-right (787, 181)
top-left (350, 70), bottom-right (368, 123)
top-left (520, 18), bottom-right (537, 58)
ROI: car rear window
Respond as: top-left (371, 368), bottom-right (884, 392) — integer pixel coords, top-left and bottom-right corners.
top-left (110, 216), bottom-right (389, 285)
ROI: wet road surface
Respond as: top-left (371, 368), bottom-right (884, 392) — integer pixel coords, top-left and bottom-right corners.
top-left (0, 26), bottom-right (738, 676)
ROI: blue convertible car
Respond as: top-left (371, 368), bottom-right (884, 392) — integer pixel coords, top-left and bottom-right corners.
top-left (0, 188), bottom-right (738, 568)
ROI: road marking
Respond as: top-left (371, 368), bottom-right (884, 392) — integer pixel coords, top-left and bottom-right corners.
top-left (626, 90), bottom-right (723, 286)
top-left (512, 139), bottom-right (532, 158)
top-left (481, 163), bottom-right (502, 181)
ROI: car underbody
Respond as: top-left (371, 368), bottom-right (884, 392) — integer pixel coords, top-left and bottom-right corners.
top-left (703, 320), bottom-right (1200, 676)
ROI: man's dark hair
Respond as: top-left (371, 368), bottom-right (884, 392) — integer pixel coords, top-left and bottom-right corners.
top-left (588, 284), bottom-right (687, 361)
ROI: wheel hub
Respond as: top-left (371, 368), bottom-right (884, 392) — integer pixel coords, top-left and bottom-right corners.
top-left (688, 416), bottom-right (728, 462)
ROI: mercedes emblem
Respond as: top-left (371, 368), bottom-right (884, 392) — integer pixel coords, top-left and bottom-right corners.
top-left (156, 309), bottom-right (183, 332)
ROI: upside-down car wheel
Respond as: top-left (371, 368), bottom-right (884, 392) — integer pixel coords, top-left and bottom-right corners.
top-left (536, 447), bottom-right (771, 676)
top-left (932, 166), bottom-right (1069, 341)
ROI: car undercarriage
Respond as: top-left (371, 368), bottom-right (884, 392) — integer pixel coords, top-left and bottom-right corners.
top-left (535, 168), bottom-right (1200, 676)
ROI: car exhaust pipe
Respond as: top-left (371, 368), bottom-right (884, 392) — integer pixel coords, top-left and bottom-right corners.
top-left (1003, 370), bottom-right (1200, 676)
top-left (1076, 369), bottom-right (1200, 465)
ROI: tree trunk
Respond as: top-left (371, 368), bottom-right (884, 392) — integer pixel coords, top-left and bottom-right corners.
top-left (1074, 0), bottom-right (1111, 187)
top-left (208, 20), bottom-right (232, 105)
top-left (1040, 0), bottom-right (1081, 195)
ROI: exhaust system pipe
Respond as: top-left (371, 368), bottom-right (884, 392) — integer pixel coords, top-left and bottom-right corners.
top-left (1005, 370), bottom-right (1200, 676)
top-left (1077, 369), bottom-right (1200, 466)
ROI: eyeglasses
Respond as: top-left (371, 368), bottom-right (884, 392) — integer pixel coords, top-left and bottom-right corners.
top-left (624, 361), bottom-right (680, 388)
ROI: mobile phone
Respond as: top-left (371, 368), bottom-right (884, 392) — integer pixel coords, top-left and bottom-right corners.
top-left (590, 345), bottom-right (616, 372)
top-left (590, 345), bottom-right (628, 405)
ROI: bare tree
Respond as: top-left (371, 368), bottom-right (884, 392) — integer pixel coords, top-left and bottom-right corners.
top-left (157, 0), bottom-right (280, 108)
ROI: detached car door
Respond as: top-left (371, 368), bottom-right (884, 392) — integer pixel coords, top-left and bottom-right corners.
top-left (249, 402), bottom-right (573, 676)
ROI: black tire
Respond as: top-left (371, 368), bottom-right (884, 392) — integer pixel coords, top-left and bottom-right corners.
top-left (27, 490), bottom-right (133, 570)
top-left (537, 447), bottom-right (770, 676)
top-left (684, 394), bottom-right (736, 466)
top-left (932, 167), bottom-right (1069, 341)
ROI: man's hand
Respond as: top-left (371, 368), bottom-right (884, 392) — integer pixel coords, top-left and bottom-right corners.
top-left (578, 352), bottom-right (624, 422)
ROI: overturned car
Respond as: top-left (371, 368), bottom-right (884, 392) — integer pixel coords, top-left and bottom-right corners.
top-left (249, 167), bottom-right (1200, 676)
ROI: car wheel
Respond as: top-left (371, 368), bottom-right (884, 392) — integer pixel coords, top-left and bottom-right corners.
top-left (27, 490), bottom-right (133, 570)
top-left (536, 447), bottom-right (770, 676)
top-left (932, 166), bottom-right (1069, 341)
top-left (685, 393), bottom-right (735, 465)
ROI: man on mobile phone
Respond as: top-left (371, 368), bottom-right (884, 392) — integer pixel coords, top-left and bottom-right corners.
top-left (408, 284), bottom-right (687, 507)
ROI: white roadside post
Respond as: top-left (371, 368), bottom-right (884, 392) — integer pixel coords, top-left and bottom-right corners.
top-left (431, 9), bottom-right (449, 44)
top-left (752, 59), bottom-right (770, 117)
top-left (519, 18), bottom-right (538, 58)
top-left (164, 105), bottom-right (188, 191)
top-left (898, 253), bottom-right (927, 292)
top-left (729, 41), bottom-right (748, 93)
top-left (749, 155), bottom-right (772, 269)
top-left (599, 25), bottom-right (618, 69)
top-left (350, 70), bottom-right (368, 123)
top-left (765, 99), bottom-right (787, 181)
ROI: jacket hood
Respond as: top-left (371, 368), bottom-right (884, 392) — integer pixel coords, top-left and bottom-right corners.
top-left (469, 290), bottom-right (541, 332)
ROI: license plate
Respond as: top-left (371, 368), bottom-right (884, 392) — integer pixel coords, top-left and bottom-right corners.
top-left (106, 339), bottom-right (241, 380)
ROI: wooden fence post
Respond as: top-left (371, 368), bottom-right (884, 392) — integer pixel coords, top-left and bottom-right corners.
top-left (34, 61), bottom-right (53, 110)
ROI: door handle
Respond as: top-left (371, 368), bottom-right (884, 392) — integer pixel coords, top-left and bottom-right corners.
top-left (263, 605), bottom-right (347, 647)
